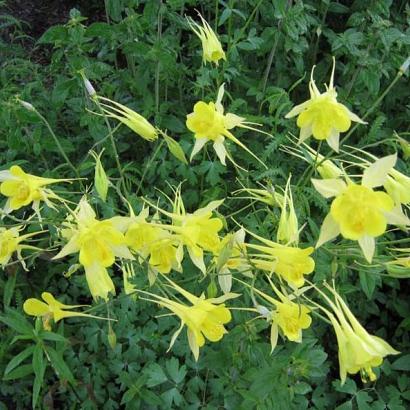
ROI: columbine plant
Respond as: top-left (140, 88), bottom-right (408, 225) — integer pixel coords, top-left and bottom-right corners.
top-left (138, 276), bottom-right (239, 361)
top-left (186, 84), bottom-right (268, 169)
top-left (23, 292), bottom-right (106, 330)
top-left (314, 154), bottom-right (410, 262)
top-left (53, 197), bottom-right (134, 300)
top-left (187, 12), bottom-right (226, 65)
top-left (0, 165), bottom-right (72, 216)
top-left (285, 57), bottom-right (366, 152)
top-left (314, 282), bottom-right (399, 384)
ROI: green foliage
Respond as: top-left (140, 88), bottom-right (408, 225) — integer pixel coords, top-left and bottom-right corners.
top-left (0, 0), bottom-right (409, 409)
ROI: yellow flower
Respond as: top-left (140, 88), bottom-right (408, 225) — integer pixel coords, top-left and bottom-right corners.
top-left (146, 192), bottom-right (224, 274)
top-left (331, 184), bottom-right (393, 240)
top-left (0, 165), bottom-right (71, 214)
top-left (285, 57), bottom-right (366, 152)
top-left (244, 229), bottom-right (315, 287)
top-left (23, 292), bottom-right (103, 330)
top-left (313, 154), bottom-right (410, 262)
top-left (0, 227), bottom-right (42, 269)
top-left (53, 198), bottom-right (134, 300)
top-left (316, 283), bottom-right (399, 385)
top-left (253, 278), bottom-right (311, 347)
top-left (186, 84), bottom-right (267, 168)
top-left (139, 276), bottom-right (239, 360)
top-left (97, 96), bottom-right (158, 141)
top-left (274, 301), bottom-right (312, 342)
top-left (187, 13), bottom-right (226, 65)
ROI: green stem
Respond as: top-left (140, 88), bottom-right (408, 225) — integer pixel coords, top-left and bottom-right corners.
top-left (94, 99), bottom-right (126, 193)
top-left (340, 70), bottom-right (405, 147)
top-left (34, 110), bottom-right (81, 181)
top-left (136, 139), bottom-right (165, 195)
top-left (155, 1), bottom-right (163, 114)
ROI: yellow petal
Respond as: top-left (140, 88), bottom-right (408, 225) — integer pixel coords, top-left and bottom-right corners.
top-left (23, 298), bottom-right (49, 316)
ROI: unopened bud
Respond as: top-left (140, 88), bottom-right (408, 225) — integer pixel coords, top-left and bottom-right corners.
top-left (399, 57), bottom-right (410, 74)
top-left (90, 150), bottom-right (109, 202)
top-left (207, 280), bottom-right (218, 298)
top-left (84, 78), bottom-right (96, 97)
top-left (20, 100), bottom-right (35, 111)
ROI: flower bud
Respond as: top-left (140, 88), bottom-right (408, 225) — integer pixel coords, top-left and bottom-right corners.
top-left (19, 100), bottom-right (35, 111)
top-left (90, 150), bottom-right (109, 202)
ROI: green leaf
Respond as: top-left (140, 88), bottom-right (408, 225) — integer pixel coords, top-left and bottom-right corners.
top-left (335, 401), bottom-right (353, 410)
top-left (146, 363), bottom-right (168, 387)
top-left (165, 358), bottom-right (186, 384)
top-left (37, 25), bottom-right (67, 44)
top-left (0, 309), bottom-right (34, 335)
top-left (392, 355), bottom-right (410, 371)
top-left (359, 271), bottom-right (377, 299)
top-left (46, 347), bottom-right (75, 384)
top-left (294, 381), bottom-right (312, 395)
top-left (39, 331), bottom-right (68, 343)
top-left (356, 391), bottom-right (372, 410)
top-left (333, 378), bottom-right (357, 395)
top-left (3, 273), bottom-right (17, 308)
top-left (161, 387), bottom-right (184, 407)
top-left (32, 344), bottom-right (45, 409)
top-left (4, 345), bottom-right (35, 375)
top-left (3, 364), bottom-right (33, 380)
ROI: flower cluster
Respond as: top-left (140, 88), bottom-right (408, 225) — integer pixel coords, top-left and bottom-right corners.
top-left (1, 14), bottom-right (408, 390)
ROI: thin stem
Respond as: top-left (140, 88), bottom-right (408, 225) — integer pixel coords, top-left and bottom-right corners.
top-left (155, 1), bottom-right (163, 114)
top-left (94, 99), bottom-right (126, 192)
top-left (340, 70), bottom-right (404, 147)
top-left (34, 110), bottom-right (80, 181)
top-left (230, 0), bottom-right (264, 50)
top-left (136, 139), bottom-right (165, 195)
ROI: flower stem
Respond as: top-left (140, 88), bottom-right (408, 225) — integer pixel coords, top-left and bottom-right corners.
top-left (341, 69), bottom-right (405, 147)
top-left (94, 99), bottom-right (126, 193)
top-left (136, 139), bottom-right (165, 195)
top-left (33, 109), bottom-right (81, 182)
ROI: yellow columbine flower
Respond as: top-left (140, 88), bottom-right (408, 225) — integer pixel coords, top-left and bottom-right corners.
top-left (186, 84), bottom-right (268, 168)
top-left (53, 197), bottom-right (134, 300)
top-left (97, 96), bottom-right (158, 141)
top-left (146, 192), bottom-right (224, 274)
top-left (23, 292), bottom-right (104, 330)
top-left (314, 154), bottom-right (410, 262)
top-left (125, 207), bottom-right (182, 275)
top-left (0, 165), bottom-right (71, 215)
top-left (244, 229), bottom-right (315, 288)
top-left (285, 57), bottom-right (366, 152)
top-left (248, 277), bottom-right (312, 351)
top-left (139, 276), bottom-right (239, 361)
top-left (0, 227), bottom-right (42, 269)
top-left (187, 13), bottom-right (226, 65)
top-left (316, 282), bottom-right (399, 385)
